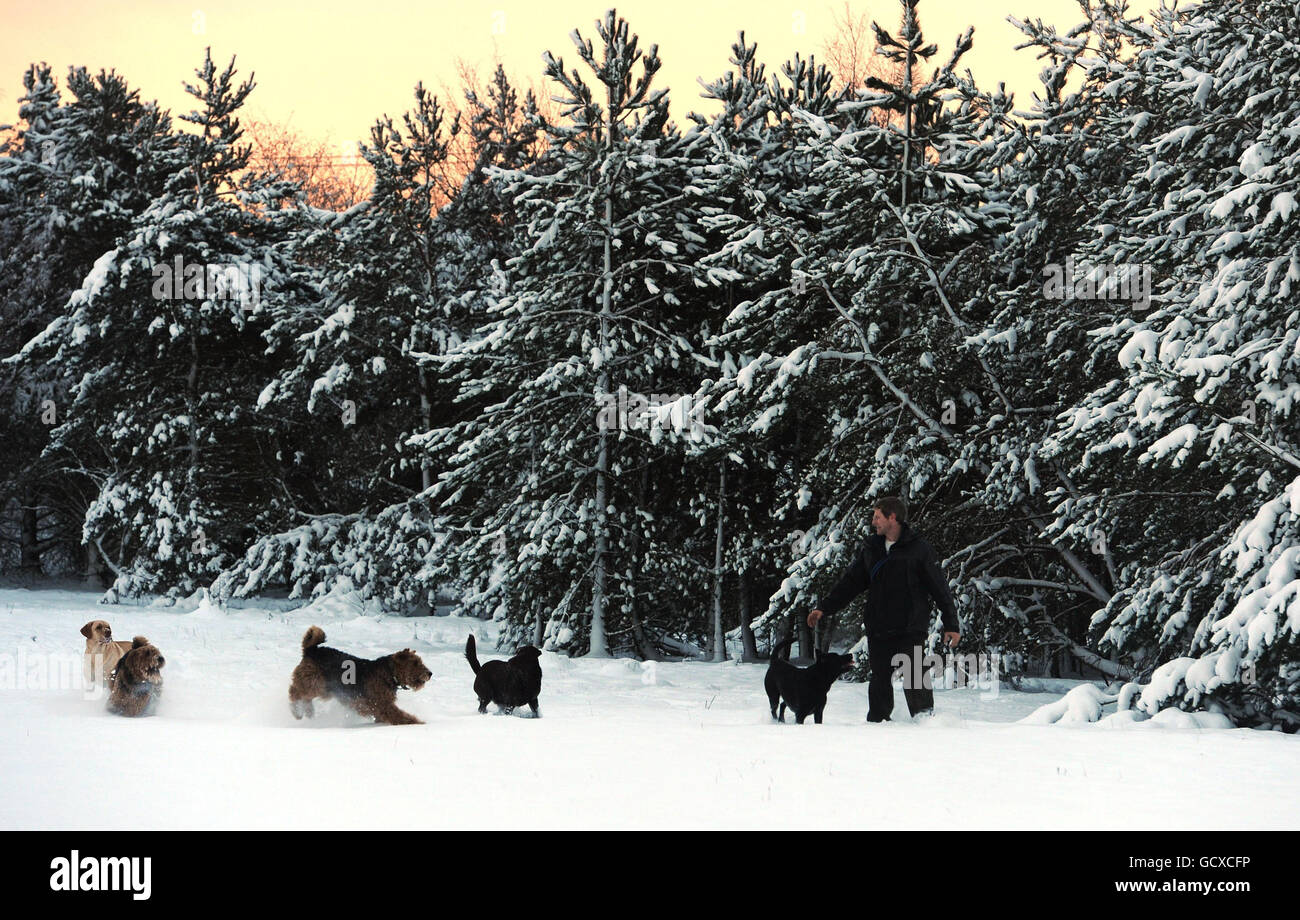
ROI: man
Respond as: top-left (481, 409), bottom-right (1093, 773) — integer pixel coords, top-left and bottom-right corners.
top-left (807, 496), bottom-right (961, 722)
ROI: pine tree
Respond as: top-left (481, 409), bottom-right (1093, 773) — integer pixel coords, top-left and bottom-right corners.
top-left (0, 64), bottom-right (173, 578)
top-left (695, 3), bottom-right (1004, 662)
top-left (920, 7), bottom-right (1145, 677)
top-left (685, 38), bottom-right (852, 657)
top-left (430, 10), bottom-right (716, 655)
top-left (218, 68), bottom-right (543, 610)
top-left (1041, 0), bottom-right (1300, 724)
top-left (15, 49), bottom-right (305, 596)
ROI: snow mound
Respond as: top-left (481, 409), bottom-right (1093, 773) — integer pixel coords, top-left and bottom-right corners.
top-left (915, 710), bottom-right (965, 728)
top-left (1097, 709), bottom-right (1150, 729)
top-left (1009, 676), bottom-right (1095, 694)
top-left (541, 650), bottom-right (576, 671)
top-left (289, 586), bottom-right (383, 623)
top-left (1025, 683), bottom-right (1238, 730)
top-left (186, 589), bottom-right (223, 619)
top-left (598, 658), bottom-right (644, 677)
top-left (1148, 708), bottom-right (1235, 730)
top-left (1097, 708), bottom-right (1233, 730)
top-left (1019, 683), bottom-right (1115, 724)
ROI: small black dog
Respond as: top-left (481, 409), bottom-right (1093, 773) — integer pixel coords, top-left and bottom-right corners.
top-left (465, 634), bottom-right (542, 716)
top-left (764, 636), bottom-right (855, 724)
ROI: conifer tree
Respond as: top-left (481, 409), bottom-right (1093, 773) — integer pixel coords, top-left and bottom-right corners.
top-left (16, 49), bottom-right (304, 596)
top-left (431, 10), bottom-right (715, 655)
top-left (1041, 0), bottom-right (1300, 723)
top-left (1, 64), bottom-right (174, 578)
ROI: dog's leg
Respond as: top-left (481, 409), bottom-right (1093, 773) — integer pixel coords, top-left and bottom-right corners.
top-left (478, 697), bottom-right (489, 714)
top-left (529, 698), bottom-right (540, 718)
top-left (796, 710), bottom-right (809, 724)
top-left (778, 701), bottom-right (787, 723)
top-left (503, 705), bottom-right (516, 715)
top-left (289, 661), bottom-right (326, 720)
top-left (814, 705), bottom-right (824, 724)
top-left (369, 700), bottom-right (423, 725)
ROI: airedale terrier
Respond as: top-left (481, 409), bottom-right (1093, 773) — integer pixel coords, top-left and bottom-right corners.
top-left (106, 637), bottom-right (165, 717)
top-left (288, 626), bottom-right (431, 725)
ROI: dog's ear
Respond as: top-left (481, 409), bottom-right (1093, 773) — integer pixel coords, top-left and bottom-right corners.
top-left (131, 636), bottom-right (149, 648)
top-left (80, 622), bottom-right (95, 639)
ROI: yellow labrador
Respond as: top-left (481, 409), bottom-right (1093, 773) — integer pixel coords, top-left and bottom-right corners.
top-left (81, 620), bottom-right (134, 690)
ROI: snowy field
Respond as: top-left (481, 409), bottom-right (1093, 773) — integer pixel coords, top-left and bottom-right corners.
top-left (0, 586), bottom-right (1296, 831)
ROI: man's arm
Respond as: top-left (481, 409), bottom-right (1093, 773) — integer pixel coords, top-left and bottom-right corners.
top-left (814, 545), bottom-right (869, 619)
top-left (919, 541), bottom-right (961, 636)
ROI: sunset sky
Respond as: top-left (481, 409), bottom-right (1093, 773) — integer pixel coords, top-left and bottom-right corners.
top-left (1, 0), bottom-right (1146, 151)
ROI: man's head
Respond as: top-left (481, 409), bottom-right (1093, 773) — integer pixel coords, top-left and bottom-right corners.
top-left (871, 496), bottom-right (907, 541)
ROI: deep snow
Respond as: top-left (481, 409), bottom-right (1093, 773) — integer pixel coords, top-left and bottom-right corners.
top-left (0, 586), bottom-right (1295, 830)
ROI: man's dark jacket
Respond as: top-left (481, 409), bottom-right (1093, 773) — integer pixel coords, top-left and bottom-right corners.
top-left (816, 521), bottom-right (961, 638)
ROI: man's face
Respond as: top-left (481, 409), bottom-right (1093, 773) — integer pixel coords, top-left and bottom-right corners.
top-left (872, 508), bottom-right (902, 539)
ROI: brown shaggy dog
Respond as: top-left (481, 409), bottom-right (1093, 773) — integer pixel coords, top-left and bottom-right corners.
top-left (81, 620), bottom-right (134, 690)
top-left (106, 637), bottom-right (165, 717)
top-left (288, 626), bottom-right (432, 726)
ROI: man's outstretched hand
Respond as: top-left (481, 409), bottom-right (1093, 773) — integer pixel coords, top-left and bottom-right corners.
top-left (943, 631), bottom-right (960, 648)
top-left (807, 608), bottom-right (824, 628)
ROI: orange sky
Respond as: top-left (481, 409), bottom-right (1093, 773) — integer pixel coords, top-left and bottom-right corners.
top-left (1, 0), bottom-right (1143, 151)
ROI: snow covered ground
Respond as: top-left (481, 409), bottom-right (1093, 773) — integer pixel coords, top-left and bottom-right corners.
top-left (0, 586), bottom-right (1295, 830)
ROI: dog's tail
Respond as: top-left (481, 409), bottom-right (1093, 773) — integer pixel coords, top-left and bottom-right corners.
top-left (302, 626), bottom-right (326, 650)
top-left (465, 634), bottom-right (482, 674)
top-left (769, 635), bottom-right (795, 662)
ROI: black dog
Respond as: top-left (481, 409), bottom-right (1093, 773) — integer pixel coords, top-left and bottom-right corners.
top-left (764, 636), bottom-right (855, 724)
top-left (465, 634), bottom-right (542, 716)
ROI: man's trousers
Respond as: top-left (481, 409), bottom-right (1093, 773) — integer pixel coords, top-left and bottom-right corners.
top-left (867, 631), bottom-right (934, 722)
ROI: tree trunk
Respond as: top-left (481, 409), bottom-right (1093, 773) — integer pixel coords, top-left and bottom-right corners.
top-left (587, 80), bottom-right (617, 659)
top-left (711, 462), bottom-right (728, 662)
top-left (188, 335), bottom-right (200, 472)
top-left (418, 366), bottom-right (433, 493)
top-left (19, 486), bottom-right (40, 575)
top-left (628, 466), bottom-right (661, 660)
top-left (901, 28), bottom-right (913, 210)
top-left (799, 620), bottom-right (814, 660)
top-left (589, 324), bottom-right (610, 657)
top-left (1038, 614), bottom-right (1133, 680)
top-left (904, 2), bottom-right (915, 210)
top-left (84, 538), bottom-right (104, 587)
top-left (739, 566), bottom-right (759, 662)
